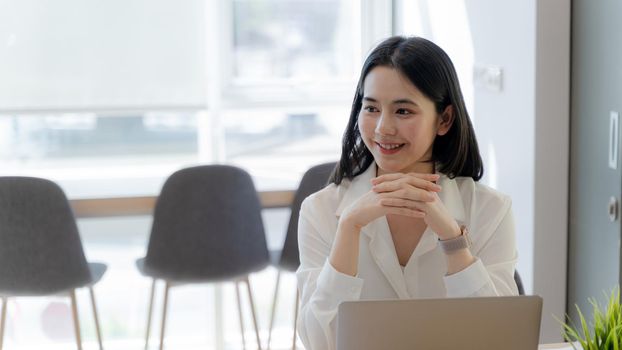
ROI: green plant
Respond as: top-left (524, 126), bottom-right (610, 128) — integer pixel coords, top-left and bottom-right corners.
top-left (559, 287), bottom-right (622, 350)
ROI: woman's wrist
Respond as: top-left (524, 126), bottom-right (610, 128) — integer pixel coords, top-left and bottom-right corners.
top-left (437, 222), bottom-right (462, 241)
top-left (331, 218), bottom-right (363, 277)
top-left (445, 250), bottom-right (476, 275)
top-left (338, 216), bottom-right (365, 235)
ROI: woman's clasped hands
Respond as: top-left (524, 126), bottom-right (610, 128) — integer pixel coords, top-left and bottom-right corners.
top-left (340, 172), bottom-right (461, 240)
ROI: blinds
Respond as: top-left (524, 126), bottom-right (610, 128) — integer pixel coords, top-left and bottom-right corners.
top-left (0, 0), bottom-right (206, 111)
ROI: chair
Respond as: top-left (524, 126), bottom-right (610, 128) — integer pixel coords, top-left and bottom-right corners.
top-left (515, 270), bottom-right (525, 296)
top-left (136, 165), bottom-right (270, 350)
top-left (267, 162), bottom-right (336, 350)
top-left (0, 177), bottom-right (106, 350)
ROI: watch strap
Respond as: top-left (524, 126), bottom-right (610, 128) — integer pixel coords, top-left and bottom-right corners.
top-left (438, 225), bottom-right (471, 253)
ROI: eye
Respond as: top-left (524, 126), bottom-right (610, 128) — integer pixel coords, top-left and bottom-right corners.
top-left (396, 108), bottom-right (413, 116)
top-left (363, 105), bottom-right (379, 113)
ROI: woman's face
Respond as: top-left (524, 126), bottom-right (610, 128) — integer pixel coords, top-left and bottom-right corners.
top-left (358, 66), bottom-right (453, 175)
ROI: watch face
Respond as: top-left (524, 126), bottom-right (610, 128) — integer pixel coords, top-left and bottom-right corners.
top-left (461, 226), bottom-right (472, 247)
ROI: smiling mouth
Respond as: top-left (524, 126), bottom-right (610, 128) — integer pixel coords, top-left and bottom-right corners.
top-left (376, 142), bottom-right (405, 150)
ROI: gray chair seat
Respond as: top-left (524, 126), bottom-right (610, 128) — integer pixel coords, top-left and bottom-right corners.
top-left (135, 258), bottom-right (262, 285)
top-left (4, 262), bottom-right (108, 297)
top-left (0, 262), bottom-right (107, 297)
top-left (88, 262), bottom-right (108, 286)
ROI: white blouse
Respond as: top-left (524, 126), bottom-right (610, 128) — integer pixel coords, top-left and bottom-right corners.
top-left (295, 164), bottom-right (518, 350)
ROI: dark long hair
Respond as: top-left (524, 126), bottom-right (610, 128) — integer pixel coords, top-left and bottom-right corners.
top-left (330, 36), bottom-right (483, 184)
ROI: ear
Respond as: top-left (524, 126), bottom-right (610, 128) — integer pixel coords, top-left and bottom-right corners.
top-left (437, 105), bottom-right (455, 136)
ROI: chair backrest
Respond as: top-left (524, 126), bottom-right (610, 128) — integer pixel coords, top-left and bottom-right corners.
top-left (278, 162), bottom-right (336, 271)
top-left (144, 165), bottom-right (269, 281)
top-left (0, 177), bottom-right (92, 296)
top-left (515, 270), bottom-right (525, 295)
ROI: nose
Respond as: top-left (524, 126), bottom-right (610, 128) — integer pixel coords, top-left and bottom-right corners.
top-left (375, 113), bottom-right (397, 136)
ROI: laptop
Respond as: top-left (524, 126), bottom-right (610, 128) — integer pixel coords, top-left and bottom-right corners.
top-left (337, 296), bottom-right (543, 350)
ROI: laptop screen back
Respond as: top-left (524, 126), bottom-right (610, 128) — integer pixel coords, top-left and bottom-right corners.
top-left (337, 296), bottom-right (542, 350)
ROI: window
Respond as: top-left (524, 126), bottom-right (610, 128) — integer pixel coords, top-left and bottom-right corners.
top-left (231, 0), bottom-right (358, 81)
top-left (0, 1), bottom-right (394, 348)
top-left (394, 0), bottom-right (474, 116)
top-left (0, 0), bottom-right (393, 197)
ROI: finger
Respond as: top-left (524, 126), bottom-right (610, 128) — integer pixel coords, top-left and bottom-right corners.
top-left (373, 177), bottom-right (441, 193)
top-left (380, 198), bottom-right (427, 210)
top-left (372, 172), bottom-right (440, 185)
top-left (388, 188), bottom-right (436, 203)
top-left (385, 188), bottom-right (434, 202)
top-left (377, 187), bottom-right (435, 202)
top-left (383, 206), bottom-right (426, 218)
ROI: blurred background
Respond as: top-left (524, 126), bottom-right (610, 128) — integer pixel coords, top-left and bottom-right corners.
top-left (0, 0), bottom-right (590, 349)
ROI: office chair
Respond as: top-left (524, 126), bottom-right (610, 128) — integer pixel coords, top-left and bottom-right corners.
top-left (0, 177), bottom-right (106, 350)
top-left (515, 270), bottom-right (525, 296)
top-left (136, 165), bottom-right (270, 350)
top-left (267, 162), bottom-right (335, 350)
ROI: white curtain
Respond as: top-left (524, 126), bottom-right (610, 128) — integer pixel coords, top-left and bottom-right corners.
top-left (0, 0), bottom-right (206, 110)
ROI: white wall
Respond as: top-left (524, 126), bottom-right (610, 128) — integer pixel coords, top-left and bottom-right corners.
top-left (465, 0), bottom-right (570, 342)
top-left (533, 0), bottom-right (570, 343)
top-left (399, 1), bottom-right (570, 341)
top-left (465, 0), bottom-right (537, 293)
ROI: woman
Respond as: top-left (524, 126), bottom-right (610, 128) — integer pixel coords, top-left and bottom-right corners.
top-left (296, 36), bottom-right (518, 350)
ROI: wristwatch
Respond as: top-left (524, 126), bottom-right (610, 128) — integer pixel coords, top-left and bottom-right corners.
top-left (438, 225), bottom-right (472, 253)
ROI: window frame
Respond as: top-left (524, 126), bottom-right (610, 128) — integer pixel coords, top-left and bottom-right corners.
top-left (215, 0), bottom-right (394, 109)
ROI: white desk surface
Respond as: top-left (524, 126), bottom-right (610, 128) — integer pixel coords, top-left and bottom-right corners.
top-left (539, 343), bottom-right (576, 349)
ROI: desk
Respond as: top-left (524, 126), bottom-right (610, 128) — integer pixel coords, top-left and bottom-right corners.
top-left (539, 343), bottom-right (575, 349)
top-left (69, 190), bottom-right (295, 218)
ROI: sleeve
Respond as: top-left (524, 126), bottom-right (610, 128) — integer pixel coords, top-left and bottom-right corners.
top-left (295, 197), bottom-right (365, 350)
top-left (443, 196), bottom-right (519, 297)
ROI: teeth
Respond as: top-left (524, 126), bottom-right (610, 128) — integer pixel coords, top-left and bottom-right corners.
top-left (378, 143), bottom-right (403, 150)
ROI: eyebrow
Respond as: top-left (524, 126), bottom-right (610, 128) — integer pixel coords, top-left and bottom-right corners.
top-left (363, 97), bottom-right (419, 107)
